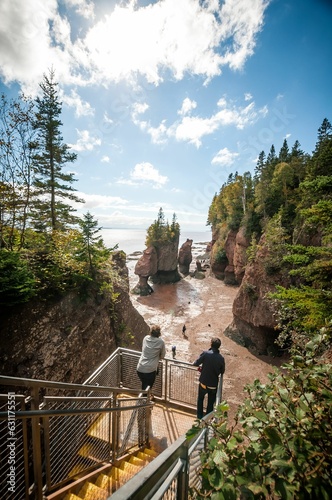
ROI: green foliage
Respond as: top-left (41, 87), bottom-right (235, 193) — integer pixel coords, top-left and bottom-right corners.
top-left (31, 69), bottom-right (84, 231)
top-left (214, 247), bottom-right (227, 265)
top-left (146, 208), bottom-right (180, 247)
top-left (188, 334), bottom-right (332, 499)
top-left (77, 211), bottom-right (114, 276)
top-left (262, 213), bottom-right (290, 275)
top-left (207, 173), bottom-right (254, 233)
top-left (0, 250), bottom-right (36, 305)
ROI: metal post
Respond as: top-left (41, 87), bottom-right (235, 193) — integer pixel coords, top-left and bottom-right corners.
top-left (177, 442), bottom-right (189, 500)
top-left (30, 385), bottom-right (43, 499)
top-left (112, 392), bottom-right (118, 459)
top-left (42, 399), bottom-right (52, 492)
top-left (164, 358), bottom-right (169, 403)
top-left (215, 374), bottom-right (223, 407)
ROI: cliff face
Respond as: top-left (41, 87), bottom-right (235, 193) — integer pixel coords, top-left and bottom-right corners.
top-left (211, 227), bottom-right (249, 284)
top-left (0, 253), bottom-right (149, 383)
top-left (224, 235), bottom-right (290, 355)
top-left (210, 228), bottom-right (290, 354)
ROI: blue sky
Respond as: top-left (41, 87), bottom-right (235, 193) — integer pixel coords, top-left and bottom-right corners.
top-left (0, 0), bottom-right (331, 232)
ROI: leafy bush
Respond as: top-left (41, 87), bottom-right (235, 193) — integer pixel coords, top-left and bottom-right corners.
top-left (214, 247), bottom-right (228, 265)
top-left (188, 334), bottom-right (332, 499)
top-left (0, 250), bottom-right (36, 305)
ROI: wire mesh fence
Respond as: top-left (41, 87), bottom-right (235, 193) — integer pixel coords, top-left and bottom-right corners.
top-left (44, 397), bottom-right (113, 489)
top-left (0, 394), bottom-right (29, 500)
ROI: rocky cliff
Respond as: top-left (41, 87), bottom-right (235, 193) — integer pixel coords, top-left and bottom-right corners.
top-left (211, 228), bottom-right (290, 355)
top-left (0, 252), bottom-right (149, 383)
top-left (211, 227), bottom-right (249, 285)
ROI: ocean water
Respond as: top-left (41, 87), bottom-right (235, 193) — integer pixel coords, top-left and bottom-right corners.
top-left (100, 228), bottom-right (212, 255)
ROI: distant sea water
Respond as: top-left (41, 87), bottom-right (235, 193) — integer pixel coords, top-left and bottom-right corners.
top-left (100, 228), bottom-right (212, 255)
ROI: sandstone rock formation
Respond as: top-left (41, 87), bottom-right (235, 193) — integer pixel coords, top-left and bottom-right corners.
top-left (132, 246), bottom-right (158, 295)
top-left (211, 228), bottom-right (249, 284)
top-left (178, 238), bottom-right (193, 274)
top-left (0, 252), bottom-right (149, 383)
top-left (151, 239), bottom-right (181, 284)
top-left (224, 235), bottom-right (290, 355)
top-left (133, 235), bottom-right (181, 294)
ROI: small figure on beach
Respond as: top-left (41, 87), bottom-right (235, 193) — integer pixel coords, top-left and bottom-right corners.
top-left (136, 325), bottom-right (166, 391)
top-left (171, 345), bottom-right (176, 359)
top-left (192, 338), bottom-right (225, 420)
top-left (182, 324), bottom-right (186, 335)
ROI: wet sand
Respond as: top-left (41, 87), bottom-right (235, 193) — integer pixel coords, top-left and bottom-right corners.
top-left (127, 245), bottom-right (283, 421)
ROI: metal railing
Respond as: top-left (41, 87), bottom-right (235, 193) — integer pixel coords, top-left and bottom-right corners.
top-left (0, 375), bottom-right (151, 499)
top-left (0, 348), bottom-right (223, 499)
top-left (84, 347), bottom-right (215, 410)
top-left (109, 413), bottom-right (213, 500)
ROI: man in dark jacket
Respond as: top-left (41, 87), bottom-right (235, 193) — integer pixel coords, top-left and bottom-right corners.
top-left (193, 338), bottom-right (225, 419)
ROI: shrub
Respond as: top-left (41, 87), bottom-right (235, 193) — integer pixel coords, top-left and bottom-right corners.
top-left (188, 334), bottom-right (332, 499)
top-left (0, 250), bottom-right (36, 306)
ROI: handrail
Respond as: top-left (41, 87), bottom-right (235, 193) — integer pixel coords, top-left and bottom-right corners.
top-left (110, 413), bottom-right (214, 500)
top-left (0, 374), bottom-right (138, 393)
top-left (0, 403), bottom-right (153, 419)
top-left (0, 349), bottom-right (223, 499)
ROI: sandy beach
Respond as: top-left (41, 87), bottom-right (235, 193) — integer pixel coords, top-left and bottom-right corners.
top-left (127, 245), bottom-right (284, 421)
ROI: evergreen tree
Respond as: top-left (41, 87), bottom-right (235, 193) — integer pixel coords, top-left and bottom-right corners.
top-left (278, 138), bottom-right (290, 162)
top-left (32, 69), bottom-right (83, 232)
top-left (290, 139), bottom-right (304, 159)
top-left (309, 118), bottom-right (332, 177)
top-left (78, 212), bottom-right (111, 275)
top-left (254, 151), bottom-right (265, 183)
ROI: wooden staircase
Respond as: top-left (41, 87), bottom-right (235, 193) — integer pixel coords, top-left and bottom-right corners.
top-left (51, 448), bottom-right (158, 499)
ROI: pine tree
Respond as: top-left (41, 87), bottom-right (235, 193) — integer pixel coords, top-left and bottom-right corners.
top-left (78, 212), bottom-right (111, 275)
top-left (278, 138), bottom-right (290, 163)
top-left (32, 69), bottom-right (84, 232)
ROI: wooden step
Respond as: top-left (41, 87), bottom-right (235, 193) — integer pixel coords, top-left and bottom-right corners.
top-left (95, 473), bottom-right (112, 493)
top-left (77, 481), bottom-right (108, 500)
top-left (142, 448), bottom-right (158, 458)
top-left (119, 460), bottom-right (142, 475)
top-left (108, 466), bottom-right (128, 489)
top-left (137, 451), bottom-right (154, 463)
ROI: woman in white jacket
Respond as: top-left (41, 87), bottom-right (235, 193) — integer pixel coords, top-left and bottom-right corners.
top-left (136, 325), bottom-right (166, 390)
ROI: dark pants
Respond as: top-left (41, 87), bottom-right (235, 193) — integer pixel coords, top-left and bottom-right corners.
top-left (137, 370), bottom-right (157, 391)
top-left (197, 383), bottom-right (217, 419)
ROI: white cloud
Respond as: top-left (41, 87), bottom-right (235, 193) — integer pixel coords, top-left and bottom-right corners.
top-left (0, 0), bottom-right (270, 90)
top-left (69, 129), bottom-right (101, 151)
top-left (178, 97), bottom-right (197, 116)
top-left (64, 0), bottom-right (95, 19)
top-left (74, 192), bottom-right (128, 209)
top-left (101, 156), bottom-right (111, 163)
top-left (135, 95), bottom-right (268, 148)
top-left (244, 93), bottom-right (253, 101)
top-left (117, 162), bottom-right (168, 189)
top-left (62, 89), bottom-right (94, 117)
top-left (132, 102), bottom-right (149, 119)
top-left (212, 147), bottom-right (239, 166)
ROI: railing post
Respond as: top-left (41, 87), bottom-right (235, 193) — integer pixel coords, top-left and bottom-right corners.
top-left (215, 374), bottom-right (223, 407)
top-left (177, 442), bottom-right (189, 500)
top-left (146, 392), bottom-right (152, 447)
top-left (112, 391), bottom-right (118, 460)
top-left (42, 399), bottom-right (52, 493)
top-left (30, 385), bottom-right (43, 499)
top-left (164, 358), bottom-right (169, 403)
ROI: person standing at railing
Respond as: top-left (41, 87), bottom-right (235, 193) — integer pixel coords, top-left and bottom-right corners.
top-left (137, 324), bottom-right (166, 391)
top-left (193, 337), bottom-right (225, 419)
